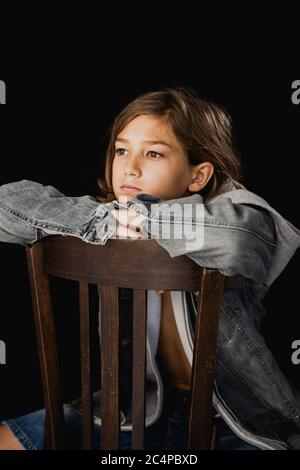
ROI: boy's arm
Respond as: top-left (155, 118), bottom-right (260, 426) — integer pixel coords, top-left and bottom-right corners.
top-left (120, 194), bottom-right (277, 285)
top-left (0, 179), bottom-right (117, 246)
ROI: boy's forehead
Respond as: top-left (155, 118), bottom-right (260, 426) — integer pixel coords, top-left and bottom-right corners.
top-left (117, 115), bottom-right (175, 143)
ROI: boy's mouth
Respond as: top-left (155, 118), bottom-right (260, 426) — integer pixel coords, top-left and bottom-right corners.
top-left (120, 185), bottom-right (142, 193)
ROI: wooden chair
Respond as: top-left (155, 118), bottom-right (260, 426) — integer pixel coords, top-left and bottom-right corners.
top-left (25, 235), bottom-right (245, 450)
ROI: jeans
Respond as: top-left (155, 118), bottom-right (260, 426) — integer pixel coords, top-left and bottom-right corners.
top-left (1, 381), bottom-right (259, 450)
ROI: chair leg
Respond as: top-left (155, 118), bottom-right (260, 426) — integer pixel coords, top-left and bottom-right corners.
top-left (188, 268), bottom-right (224, 449)
top-left (210, 423), bottom-right (218, 450)
top-left (26, 243), bottom-right (65, 449)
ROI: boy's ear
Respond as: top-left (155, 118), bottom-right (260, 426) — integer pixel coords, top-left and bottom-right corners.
top-left (188, 162), bottom-right (214, 193)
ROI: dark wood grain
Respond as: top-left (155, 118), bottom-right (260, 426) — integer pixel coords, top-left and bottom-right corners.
top-left (79, 281), bottom-right (93, 449)
top-left (26, 235), bottom-right (246, 449)
top-left (188, 269), bottom-right (225, 449)
top-left (100, 285), bottom-right (120, 450)
top-left (26, 242), bottom-right (64, 449)
top-left (132, 289), bottom-right (147, 449)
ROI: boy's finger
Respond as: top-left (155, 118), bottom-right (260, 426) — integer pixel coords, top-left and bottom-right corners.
top-left (110, 208), bottom-right (146, 229)
top-left (116, 224), bottom-right (143, 239)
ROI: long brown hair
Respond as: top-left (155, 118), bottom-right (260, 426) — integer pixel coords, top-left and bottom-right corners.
top-left (95, 86), bottom-right (245, 203)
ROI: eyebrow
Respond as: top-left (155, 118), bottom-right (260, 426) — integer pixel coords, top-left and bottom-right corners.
top-left (115, 138), bottom-right (172, 148)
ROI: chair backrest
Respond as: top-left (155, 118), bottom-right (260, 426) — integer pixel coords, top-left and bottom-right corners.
top-left (25, 235), bottom-right (245, 450)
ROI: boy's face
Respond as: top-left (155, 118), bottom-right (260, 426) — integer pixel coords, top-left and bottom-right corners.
top-left (112, 114), bottom-right (194, 201)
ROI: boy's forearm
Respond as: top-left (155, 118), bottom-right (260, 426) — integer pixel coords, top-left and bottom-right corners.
top-left (119, 193), bottom-right (277, 284)
top-left (0, 180), bottom-right (117, 246)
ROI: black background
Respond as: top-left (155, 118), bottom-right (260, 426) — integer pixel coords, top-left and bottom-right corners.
top-left (0, 51), bottom-right (299, 425)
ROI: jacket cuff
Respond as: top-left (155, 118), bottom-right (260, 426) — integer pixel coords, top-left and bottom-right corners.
top-left (117, 193), bottom-right (163, 217)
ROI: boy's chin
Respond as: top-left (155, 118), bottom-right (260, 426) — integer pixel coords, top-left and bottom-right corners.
top-left (117, 194), bottom-right (136, 202)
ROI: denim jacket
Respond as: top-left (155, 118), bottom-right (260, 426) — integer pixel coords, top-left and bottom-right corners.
top-left (1, 179), bottom-right (300, 450)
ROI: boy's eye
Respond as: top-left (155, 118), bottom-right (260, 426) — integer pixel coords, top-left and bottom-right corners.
top-left (115, 148), bottom-right (163, 159)
top-left (147, 151), bottom-right (163, 159)
top-left (115, 148), bottom-right (127, 156)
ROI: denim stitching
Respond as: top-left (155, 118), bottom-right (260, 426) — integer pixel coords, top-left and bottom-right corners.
top-left (224, 301), bottom-right (300, 419)
top-left (144, 219), bottom-right (276, 246)
top-left (117, 200), bottom-right (276, 246)
top-left (2, 421), bottom-right (38, 450)
top-left (218, 349), bottom-right (291, 427)
top-left (0, 203), bottom-right (82, 234)
top-left (0, 201), bottom-right (95, 235)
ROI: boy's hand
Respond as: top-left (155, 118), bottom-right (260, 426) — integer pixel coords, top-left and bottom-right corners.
top-left (111, 207), bottom-right (164, 294)
top-left (110, 208), bottom-right (148, 239)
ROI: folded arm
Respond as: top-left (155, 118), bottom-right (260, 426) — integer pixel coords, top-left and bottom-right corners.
top-left (0, 179), bottom-right (116, 246)
top-left (120, 193), bottom-right (277, 285)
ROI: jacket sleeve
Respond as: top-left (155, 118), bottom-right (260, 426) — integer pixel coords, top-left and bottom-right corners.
top-left (0, 179), bottom-right (114, 247)
top-left (0, 181), bottom-right (40, 245)
top-left (136, 196), bottom-right (277, 285)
